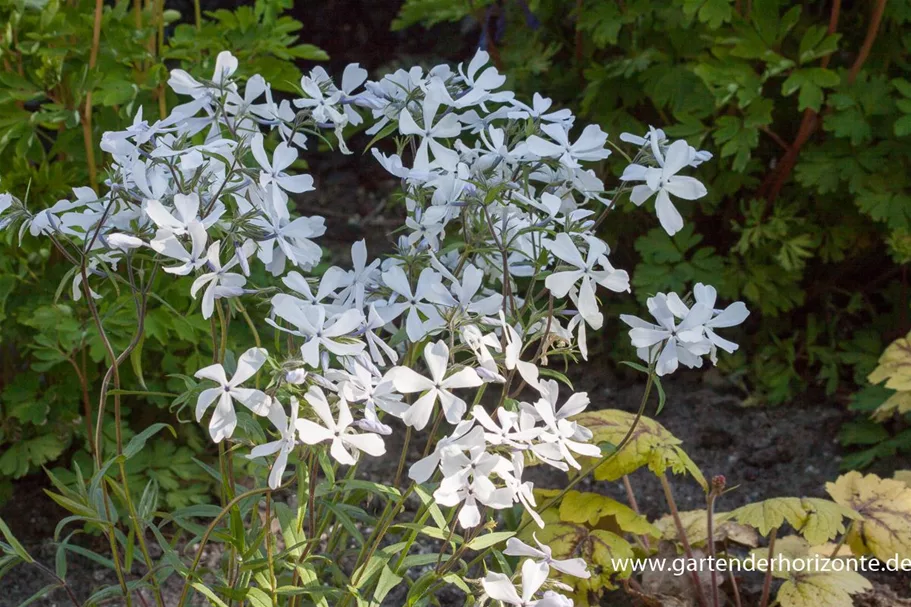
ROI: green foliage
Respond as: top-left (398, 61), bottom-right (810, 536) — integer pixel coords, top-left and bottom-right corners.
top-left (0, 0), bottom-right (324, 499)
top-left (395, 1), bottom-right (910, 427)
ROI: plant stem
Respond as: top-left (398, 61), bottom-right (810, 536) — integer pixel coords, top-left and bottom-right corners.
top-left (118, 460), bottom-right (166, 607)
top-left (28, 560), bottom-right (82, 607)
top-left (759, 527), bottom-right (779, 607)
top-left (82, 0), bottom-right (104, 192)
top-left (393, 426), bottom-right (412, 488)
top-left (175, 486), bottom-right (277, 607)
top-left (725, 539), bottom-right (743, 607)
top-left (623, 475), bottom-right (650, 551)
top-left (264, 492), bottom-right (277, 602)
top-left (706, 488), bottom-right (720, 607)
top-left (660, 472), bottom-right (708, 607)
top-left (828, 521), bottom-right (853, 558)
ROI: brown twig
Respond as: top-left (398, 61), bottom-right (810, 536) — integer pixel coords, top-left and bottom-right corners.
top-left (847, 0), bottom-right (887, 85)
top-left (758, 0), bottom-right (842, 204)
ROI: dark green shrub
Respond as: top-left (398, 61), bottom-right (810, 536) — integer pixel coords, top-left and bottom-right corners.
top-left (0, 0), bottom-right (325, 500)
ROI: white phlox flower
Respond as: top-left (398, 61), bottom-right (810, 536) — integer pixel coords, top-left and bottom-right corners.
top-left (268, 300), bottom-right (365, 368)
top-left (247, 397), bottom-right (300, 489)
top-left (621, 136), bottom-right (707, 236)
top-left (190, 240), bottom-right (253, 319)
top-left (434, 444), bottom-right (514, 528)
top-left (482, 559), bottom-right (568, 607)
top-left (296, 386), bottom-right (385, 465)
top-left (385, 340), bottom-right (483, 430)
top-left (150, 221), bottom-right (209, 275)
top-left (504, 535), bottom-right (591, 579)
top-left (251, 133), bottom-right (315, 194)
top-left (544, 233), bottom-right (629, 329)
top-left (194, 347), bottom-right (270, 442)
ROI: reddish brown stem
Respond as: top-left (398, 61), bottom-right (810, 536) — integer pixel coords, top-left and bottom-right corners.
top-left (758, 0), bottom-right (842, 203)
top-left (847, 0), bottom-right (887, 85)
top-left (660, 473), bottom-right (709, 607)
top-left (623, 475), bottom-right (651, 551)
top-left (759, 527), bottom-right (779, 607)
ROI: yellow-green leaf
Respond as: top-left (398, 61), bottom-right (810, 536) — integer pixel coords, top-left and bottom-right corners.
top-left (826, 471), bottom-right (911, 560)
top-left (895, 470), bottom-right (911, 488)
top-left (559, 490), bottom-right (659, 537)
top-left (522, 518), bottom-right (634, 599)
top-left (754, 536), bottom-right (871, 607)
top-left (653, 509), bottom-right (762, 548)
top-left (731, 498), bottom-right (807, 536)
top-left (872, 389), bottom-right (911, 421)
top-left (797, 498), bottom-right (860, 546)
top-left (572, 409), bottom-right (706, 489)
top-left (868, 331), bottom-right (911, 391)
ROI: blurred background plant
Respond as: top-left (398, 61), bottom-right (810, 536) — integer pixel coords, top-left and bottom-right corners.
top-left (0, 0), bottom-right (326, 503)
top-left (394, 0), bottom-right (911, 467)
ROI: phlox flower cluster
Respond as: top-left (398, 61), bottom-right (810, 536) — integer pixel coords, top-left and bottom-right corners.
top-left (0, 49), bottom-right (749, 605)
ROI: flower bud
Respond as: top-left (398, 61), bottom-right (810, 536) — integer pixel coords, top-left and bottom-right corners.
top-left (286, 369), bottom-right (308, 384)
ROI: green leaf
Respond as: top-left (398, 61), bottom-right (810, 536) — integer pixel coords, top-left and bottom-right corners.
top-left (138, 478), bottom-right (159, 521)
top-left (17, 584), bottom-right (60, 607)
top-left (130, 333), bottom-right (147, 390)
top-left (123, 423), bottom-right (176, 459)
top-left (654, 375), bottom-right (667, 415)
top-left (0, 516), bottom-right (33, 563)
top-left (713, 115), bottom-right (757, 171)
top-left (193, 582), bottom-right (231, 607)
top-left (246, 587), bottom-right (273, 607)
top-left (414, 485), bottom-right (447, 529)
top-left (466, 531), bottom-right (514, 551)
top-left (682, 0), bottom-right (733, 28)
top-left (374, 564), bottom-right (403, 603)
top-left (895, 115), bottom-right (911, 137)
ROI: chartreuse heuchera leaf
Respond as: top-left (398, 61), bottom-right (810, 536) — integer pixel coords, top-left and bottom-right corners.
top-left (826, 471), bottom-right (911, 562)
top-left (572, 409), bottom-right (707, 489)
top-left (753, 535), bottom-right (871, 607)
top-left (521, 495), bottom-right (635, 600)
top-left (730, 497), bottom-right (859, 545)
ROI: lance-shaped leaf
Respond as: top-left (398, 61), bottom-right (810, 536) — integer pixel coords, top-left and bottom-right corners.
top-left (826, 471), bottom-right (911, 560)
top-left (572, 409), bottom-right (706, 489)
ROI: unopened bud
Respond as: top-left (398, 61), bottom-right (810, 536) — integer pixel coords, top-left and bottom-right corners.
top-left (711, 475), bottom-right (726, 494)
top-left (286, 369), bottom-right (308, 384)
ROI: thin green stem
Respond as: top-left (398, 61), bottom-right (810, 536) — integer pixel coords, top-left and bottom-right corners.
top-left (175, 486), bottom-right (277, 607)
